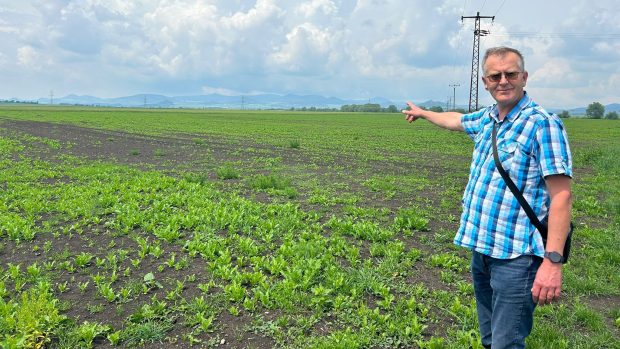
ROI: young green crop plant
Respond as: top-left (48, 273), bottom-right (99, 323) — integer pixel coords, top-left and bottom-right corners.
top-left (224, 281), bottom-right (246, 303)
top-left (98, 283), bottom-right (117, 302)
top-left (394, 207), bottom-right (430, 232)
top-left (74, 252), bottom-right (94, 268)
top-left (7, 263), bottom-right (21, 280)
top-left (429, 253), bottom-right (468, 273)
top-left (191, 312), bottom-right (215, 334)
top-left (26, 262), bottom-right (42, 280)
top-left (57, 281), bottom-right (69, 293)
top-left (226, 305), bottom-right (239, 316)
top-left (73, 321), bottom-right (110, 347)
top-left (107, 330), bottom-right (122, 346)
top-left (78, 281), bottom-right (90, 293)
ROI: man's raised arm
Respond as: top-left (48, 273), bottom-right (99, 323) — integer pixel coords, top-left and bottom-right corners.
top-left (402, 101), bottom-right (464, 132)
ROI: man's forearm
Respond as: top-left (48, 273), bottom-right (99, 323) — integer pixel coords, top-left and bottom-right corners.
top-left (419, 110), bottom-right (464, 131)
top-left (403, 101), bottom-right (464, 131)
top-left (532, 180), bottom-right (571, 305)
top-left (545, 190), bottom-right (572, 253)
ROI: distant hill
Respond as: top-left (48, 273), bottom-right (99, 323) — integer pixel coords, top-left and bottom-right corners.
top-left (36, 93), bottom-right (403, 110)
top-left (25, 94), bottom-right (619, 114)
top-left (417, 100), bottom-right (448, 109)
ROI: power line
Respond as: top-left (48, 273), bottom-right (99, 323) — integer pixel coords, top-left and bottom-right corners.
top-left (461, 0), bottom-right (470, 19)
top-left (480, 0), bottom-right (488, 11)
top-left (451, 0), bottom-right (470, 86)
top-left (489, 31), bottom-right (620, 39)
top-left (493, 0), bottom-right (508, 17)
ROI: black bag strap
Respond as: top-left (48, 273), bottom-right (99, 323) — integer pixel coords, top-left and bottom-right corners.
top-left (491, 122), bottom-right (548, 238)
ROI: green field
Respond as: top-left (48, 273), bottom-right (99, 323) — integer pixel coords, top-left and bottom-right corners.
top-left (0, 105), bottom-right (619, 348)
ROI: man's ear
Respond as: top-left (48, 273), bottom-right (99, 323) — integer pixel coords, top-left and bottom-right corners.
top-left (481, 76), bottom-right (489, 90)
top-left (522, 71), bottom-right (528, 86)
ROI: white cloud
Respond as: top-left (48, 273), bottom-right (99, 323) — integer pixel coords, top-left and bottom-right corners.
top-left (606, 74), bottom-right (620, 104)
top-left (592, 41), bottom-right (620, 57)
top-left (0, 0), bottom-right (619, 107)
top-left (17, 46), bottom-right (42, 69)
top-left (201, 84), bottom-right (267, 96)
top-left (529, 58), bottom-right (579, 87)
top-left (222, 0), bottom-right (283, 30)
top-left (295, 0), bottom-right (337, 18)
top-left (0, 24), bottom-right (19, 34)
top-left (270, 23), bottom-right (336, 72)
top-left (201, 85), bottom-right (240, 96)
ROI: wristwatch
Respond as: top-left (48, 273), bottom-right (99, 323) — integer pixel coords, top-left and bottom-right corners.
top-left (544, 251), bottom-right (564, 264)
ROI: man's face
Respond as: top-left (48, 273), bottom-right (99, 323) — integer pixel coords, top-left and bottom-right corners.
top-left (482, 52), bottom-right (528, 109)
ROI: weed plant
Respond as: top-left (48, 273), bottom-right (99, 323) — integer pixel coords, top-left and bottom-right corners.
top-left (250, 174), bottom-right (291, 190)
top-left (216, 164), bottom-right (240, 180)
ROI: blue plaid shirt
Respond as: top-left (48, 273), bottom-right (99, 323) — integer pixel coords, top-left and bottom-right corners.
top-left (454, 92), bottom-right (572, 259)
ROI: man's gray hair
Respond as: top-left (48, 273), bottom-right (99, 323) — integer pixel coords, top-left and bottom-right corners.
top-left (482, 46), bottom-right (525, 74)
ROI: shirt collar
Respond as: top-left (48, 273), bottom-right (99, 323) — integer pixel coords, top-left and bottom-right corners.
top-left (489, 91), bottom-right (531, 123)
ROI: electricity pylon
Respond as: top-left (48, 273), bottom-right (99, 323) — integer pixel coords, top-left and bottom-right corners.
top-left (461, 12), bottom-right (494, 112)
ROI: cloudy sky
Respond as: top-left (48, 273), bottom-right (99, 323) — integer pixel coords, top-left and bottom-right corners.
top-left (1, 0), bottom-right (619, 109)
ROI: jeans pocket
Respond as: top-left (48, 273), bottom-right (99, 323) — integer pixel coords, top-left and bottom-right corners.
top-left (490, 255), bottom-right (539, 295)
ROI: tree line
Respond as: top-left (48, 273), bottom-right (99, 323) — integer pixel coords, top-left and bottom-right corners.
top-left (340, 104), bottom-right (471, 113)
top-left (0, 100), bottom-right (39, 104)
top-left (290, 104), bottom-right (469, 113)
top-left (289, 103), bottom-right (401, 113)
top-left (288, 102), bottom-right (620, 119)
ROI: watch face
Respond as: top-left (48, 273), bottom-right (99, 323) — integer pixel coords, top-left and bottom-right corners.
top-left (546, 251), bottom-right (563, 263)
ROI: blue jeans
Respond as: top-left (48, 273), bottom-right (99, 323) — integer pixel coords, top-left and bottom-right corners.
top-left (471, 251), bottom-right (542, 349)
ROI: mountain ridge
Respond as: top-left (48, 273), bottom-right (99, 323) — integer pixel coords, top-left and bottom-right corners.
top-left (37, 93), bottom-right (403, 110)
top-left (5, 93), bottom-right (617, 114)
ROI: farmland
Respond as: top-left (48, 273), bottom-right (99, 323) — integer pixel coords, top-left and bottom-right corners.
top-left (0, 105), bottom-right (619, 348)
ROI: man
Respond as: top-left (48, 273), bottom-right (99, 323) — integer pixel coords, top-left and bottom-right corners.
top-left (402, 46), bottom-right (572, 348)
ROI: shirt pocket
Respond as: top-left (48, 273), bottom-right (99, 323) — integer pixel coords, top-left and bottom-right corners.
top-left (473, 126), bottom-right (490, 152)
top-left (497, 140), bottom-right (538, 182)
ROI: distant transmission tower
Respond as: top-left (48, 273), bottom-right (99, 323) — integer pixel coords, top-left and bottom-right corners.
top-left (461, 12), bottom-right (494, 112)
top-left (449, 83), bottom-right (460, 111)
top-left (50, 90), bottom-right (54, 105)
top-left (241, 95), bottom-right (245, 110)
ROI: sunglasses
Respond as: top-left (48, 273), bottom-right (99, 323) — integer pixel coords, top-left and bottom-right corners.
top-left (485, 71), bottom-right (522, 83)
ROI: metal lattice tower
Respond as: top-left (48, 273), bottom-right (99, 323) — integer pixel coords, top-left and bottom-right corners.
top-left (461, 12), bottom-right (494, 112)
top-left (449, 83), bottom-right (460, 111)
